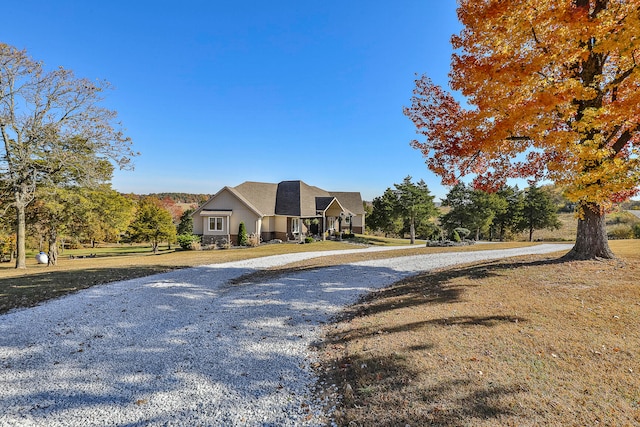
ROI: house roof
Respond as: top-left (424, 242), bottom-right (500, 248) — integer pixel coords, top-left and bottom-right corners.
top-left (330, 191), bottom-right (366, 215)
top-left (315, 197), bottom-right (336, 212)
top-left (234, 181), bottom-right (278, 215)
top-left (191, 186), bottom-right (264, 218)
top-left (195, 180), bottom-right (364, 218)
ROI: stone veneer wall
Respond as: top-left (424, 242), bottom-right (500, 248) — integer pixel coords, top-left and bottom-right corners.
top-left (201, 235), bottom-right (238, 246)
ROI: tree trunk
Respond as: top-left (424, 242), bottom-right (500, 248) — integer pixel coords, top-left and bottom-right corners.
top-left (528, 210), bottom-right (534, 242)
top-left (48, 227), bottom-right (58, 266)
top-left (564, 203), bottom-right (615, 260)
top-left (409, 217), bottom-right (416, 244)
top-left (15, 203), bottom-right (27, 269)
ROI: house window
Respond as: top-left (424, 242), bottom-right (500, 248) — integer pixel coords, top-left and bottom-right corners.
top-left (208, 217), bottom-right (224, 231)
top-left (291, 218), bottom-right (300, 234)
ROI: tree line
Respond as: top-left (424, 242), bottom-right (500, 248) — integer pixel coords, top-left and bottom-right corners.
top-left (0, 187), bottom-right (199, 265)
top-left (0, 43), bottom-right (137, 268)
top-left (0, 43), bottom-right (206, 268)
top-left (367, 177), bottom-right (563, 243)
top-left (128, 193), bottom-right (210, 205)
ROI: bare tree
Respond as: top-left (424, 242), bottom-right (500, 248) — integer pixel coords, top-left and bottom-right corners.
top-left (0, 43), bottom-right (136, 268)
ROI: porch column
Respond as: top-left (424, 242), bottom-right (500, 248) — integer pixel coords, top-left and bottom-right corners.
top-left (322, 213), bottom-right (326, 241)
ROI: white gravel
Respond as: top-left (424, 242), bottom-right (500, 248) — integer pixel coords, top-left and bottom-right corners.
top-left (0, 243), bottom-right (571, 426)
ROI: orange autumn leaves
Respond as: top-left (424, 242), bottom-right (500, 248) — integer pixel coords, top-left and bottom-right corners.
top-left (406, 0), bottom-right (640, 211)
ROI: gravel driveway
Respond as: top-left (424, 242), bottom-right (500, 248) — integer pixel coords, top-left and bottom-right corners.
top-left (0, 244), bottom-right (571, 426)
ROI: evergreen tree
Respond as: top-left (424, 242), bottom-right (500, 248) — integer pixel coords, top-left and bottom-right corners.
top-left (368, 178), bottom-right (437, 242)
top-left (177, 209), bottom-right (195, 235)
top-left (517, 185), bottom-right (562, 241)
top-left (393, 176), bottom-right (438, 244)
top-left (238, 222), bottom-right (248, 246)
top-left (368, 188), bottom-right (403, 237)
top-left (439, 183), bottom-right (475, 233)
top-left (492, 186), bottom-right (525, 241)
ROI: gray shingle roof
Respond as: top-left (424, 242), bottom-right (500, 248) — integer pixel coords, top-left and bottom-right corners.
top-left (232, 180), bottom-right (363, 217)
top-left (330, 191), bottom-right (365, 215)
top-left (234, 182), bottom-right (278, 215)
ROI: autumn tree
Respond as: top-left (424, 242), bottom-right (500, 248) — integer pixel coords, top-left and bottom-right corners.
top-left (78, 187), bottom-right (136, 246)
top-left (0, 43), bottom-right (135, 268)
top-left (27, 186), bottom-right (133, 265)
top-left (405, 1), bottom-right (640, 259)
top-left (159, 196), bottom-right (183, 223)
top-left (0, 203), bottom-right (15, 262)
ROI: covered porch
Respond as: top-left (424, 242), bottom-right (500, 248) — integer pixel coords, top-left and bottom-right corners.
top-left (287, 197), bottom-right (354, 242)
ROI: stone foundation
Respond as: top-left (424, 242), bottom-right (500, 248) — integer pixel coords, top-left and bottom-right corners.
top-left (201, 235), bottom-right (233, 247)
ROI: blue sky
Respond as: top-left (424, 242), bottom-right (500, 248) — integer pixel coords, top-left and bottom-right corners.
top-left (3, 1), bottom-right (462, 202)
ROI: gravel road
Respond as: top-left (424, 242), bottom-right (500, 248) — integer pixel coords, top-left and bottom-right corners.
top-left (0, 244), bottom-right (572, 426)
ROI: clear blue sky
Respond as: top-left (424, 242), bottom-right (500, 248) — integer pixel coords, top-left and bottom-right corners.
top-left (3, 1), bottom-right (462, 202)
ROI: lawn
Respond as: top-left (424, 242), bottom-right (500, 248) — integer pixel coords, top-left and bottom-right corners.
top-left (317, 239), bottom-right (640, 426)
top-left (2, 236), bottom-right (639, 425)
top-left (0, 238), bottom-right (537, 315)
top-left (0, 240), bottom-right (356, 314)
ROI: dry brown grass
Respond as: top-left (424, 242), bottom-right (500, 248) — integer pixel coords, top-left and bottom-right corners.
top-left (317, 240), bottom-right (640, 426)
top-left (0, 241), bottom-right (357, 314)
top-left (0, 240), bottom-right (539, 315)
top-left (0, 238), bottom-right (536, 313)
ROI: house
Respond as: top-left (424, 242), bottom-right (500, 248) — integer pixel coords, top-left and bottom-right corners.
top-left (192, 180), bottom-right (366, 245)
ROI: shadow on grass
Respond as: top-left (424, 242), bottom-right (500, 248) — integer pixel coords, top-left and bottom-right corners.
top-left (0, 265), bottom-right (187, 314)
top-left (323, 350), bottom-right (527, 426)
top-left (318, 256), bottom-right (567, 426)
top-left (341, 256), bottom-right (568, 321)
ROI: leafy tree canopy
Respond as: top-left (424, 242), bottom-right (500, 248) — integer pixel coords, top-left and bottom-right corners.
top-left (0, 43), bottom-right (136, 268)
top-left (405, 1), bottom-right (639, 259)
top-left (128, 197), bottom-right (176, 253)
top-left (368, 177), bottom-right (437, 243)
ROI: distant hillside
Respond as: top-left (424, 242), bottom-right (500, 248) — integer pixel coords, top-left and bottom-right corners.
top-left (126, 193), bottom-right (211, 205)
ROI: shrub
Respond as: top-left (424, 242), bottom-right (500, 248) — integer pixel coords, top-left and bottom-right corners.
top-left (607, 225), bottom-right (634, 240)
top-left (452, 230), bottom-right (461, 242)
top-left (176, 233), bottom-right (201, 250)
top-left (238, 222), bottom-right (248, 246)
top-left (216, 238), bottom-right (230, 249)
top-left (304, 236), bottom-right (314, 244)
top-left (454, 227), bottom-right (471, 240)
top-left (248, 233), bottom-right (260, 247)
top-left (634, 223), bottom-right (640, 239)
